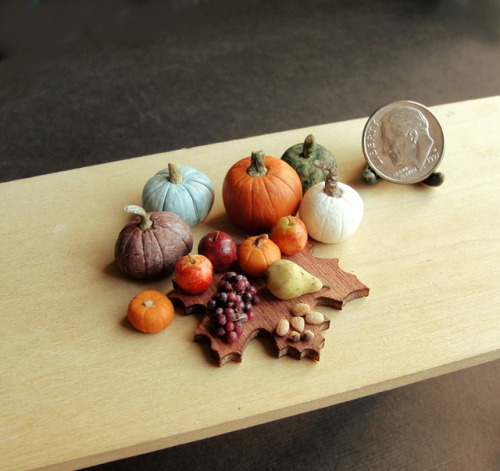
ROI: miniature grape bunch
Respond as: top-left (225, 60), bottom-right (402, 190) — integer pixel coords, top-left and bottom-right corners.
top-left (206, 272), bottom-right (261, 344)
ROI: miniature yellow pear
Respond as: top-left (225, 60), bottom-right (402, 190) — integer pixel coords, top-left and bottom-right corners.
top-left (265, 260), bottom-right (323, 300)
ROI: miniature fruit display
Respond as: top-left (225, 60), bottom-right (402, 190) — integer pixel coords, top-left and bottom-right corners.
top-left (281, 134), bottom-right (337, 194)
top-left (265, 259), bottom-right (323, 300)
top-left (115, 205), bottom-right (193, 279)
top-left (299, 160), bottom-right (364, 244)
top-left (237, 234), bottom-right (281, 277)
top-left (127, 290), bottom-right (174, 334)
top-left (197, 231), bottom-right (237, 273)
top-left (173, 254), bottom-right (214, 294)
top-left (142, 162), bottom-right (214, 227)
top-left (168, 241), bottom-right (370, 365)
top-left (269, 215), bottom-right (308, 255)
top-left (222, 150), bottom-right (302, 233)
top-left (206, 272), bottom-right (261, 344)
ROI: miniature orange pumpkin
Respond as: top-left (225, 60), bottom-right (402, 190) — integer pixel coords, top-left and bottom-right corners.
top-left (237, 234), bottom-right (281, 277)
top-left (127, 290), bottom-right (174, 334)
top-left (222, 150), bottom-right (302, 234)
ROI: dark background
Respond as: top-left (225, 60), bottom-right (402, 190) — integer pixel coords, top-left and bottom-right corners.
top-left (1, 0), bottom-right (499, 470)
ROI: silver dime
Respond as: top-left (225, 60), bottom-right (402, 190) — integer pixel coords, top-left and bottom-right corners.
top-left (362, 100), bottom-right (445, 184)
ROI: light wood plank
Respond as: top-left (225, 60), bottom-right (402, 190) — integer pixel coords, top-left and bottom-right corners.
top-left (1, 96), bottom-right (499, 471)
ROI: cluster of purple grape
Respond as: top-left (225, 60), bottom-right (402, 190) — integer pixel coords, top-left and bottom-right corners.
top-left (207, 272), bottom-right (261, 344)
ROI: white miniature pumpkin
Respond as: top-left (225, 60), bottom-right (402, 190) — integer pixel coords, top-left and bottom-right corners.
top-left (299, 160), bottom-right (363, 243)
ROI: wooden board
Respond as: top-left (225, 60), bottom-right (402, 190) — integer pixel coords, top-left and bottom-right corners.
top-left (1, 96), bottom-right (499, 471)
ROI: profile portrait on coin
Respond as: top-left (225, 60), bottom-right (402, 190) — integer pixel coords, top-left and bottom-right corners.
top-left (380, 106), bottom-right (436, 170)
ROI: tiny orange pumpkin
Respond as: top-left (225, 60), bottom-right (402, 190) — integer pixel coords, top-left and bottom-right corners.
top-left (127, 290), bottom-right (174, 334)
top-left (237, 234), bottom-right (281, 277)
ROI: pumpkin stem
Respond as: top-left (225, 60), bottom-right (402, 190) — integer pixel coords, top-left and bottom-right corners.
top-left (253, 234), bottom-right (270, 248)
top-left (143, 300), bottom-right (155, 308)
top-left (312, 160), bottom-right (342, 198)
top-left (247, 151), bottom-right (268, 177)
top-left (167, 162), bottom-right (183, 184)
top-left (124, 205), bottom-right (154, 230)
top-left (302, 134), bottom-right (317, 158)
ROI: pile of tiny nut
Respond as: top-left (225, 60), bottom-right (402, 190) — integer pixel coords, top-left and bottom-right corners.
top-left (274, 303), bottom-right (325, 343)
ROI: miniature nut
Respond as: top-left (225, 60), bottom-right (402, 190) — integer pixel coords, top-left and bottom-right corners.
top-left (290, 316), bottom-right (305, 333)
top-left (288, 331), bottom-right (301, 343)
top-left (305, 311), bottom-right (325, 325)
top-left (302, 329), bottom-right (315, 342)
top-left (291, 303), bottom-right (311, 317)
top-left (275, 318), bottom-right (290, 337)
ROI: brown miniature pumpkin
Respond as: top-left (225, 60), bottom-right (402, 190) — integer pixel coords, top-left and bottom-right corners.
top-left (237, 234), bottom-right (281, 277)
top-left (115, 205), bottom-right (193, 279)
top-left (222, 151), bottom-right (302, 234)
top-left (127, 290), bottom-right (174, 333)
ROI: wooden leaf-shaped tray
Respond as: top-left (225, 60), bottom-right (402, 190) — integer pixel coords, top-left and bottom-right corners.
top-left (168, 241), bottom-right (369, 366)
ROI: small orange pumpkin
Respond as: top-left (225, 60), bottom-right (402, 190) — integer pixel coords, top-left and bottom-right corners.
top-left (222, 150), bottom-right (302, 234)
top-left (237, 234), bottom-right (281, 277)
top-left (127, 290), bottom-right (174, 334)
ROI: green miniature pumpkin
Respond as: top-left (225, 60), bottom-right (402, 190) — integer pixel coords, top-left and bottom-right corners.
top-left (142, 162), bottom-right (215, 227)
top-left (281, 134), bottom-right (337, 194)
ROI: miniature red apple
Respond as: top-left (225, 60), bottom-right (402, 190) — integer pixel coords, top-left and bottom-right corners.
top-left (270, 215), bottom-right (308, 255)
top-left (174, 254), bottom-right (213, 294)
top-left (197, 231), bottom-right (237, 272)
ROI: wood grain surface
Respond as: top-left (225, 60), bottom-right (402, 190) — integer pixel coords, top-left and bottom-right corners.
top-left (1, 97), bottom-right (499, 471)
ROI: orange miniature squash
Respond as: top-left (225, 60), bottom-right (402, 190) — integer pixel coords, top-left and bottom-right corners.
top-left (237, 234), bottom-right (281, 277)
top-left (222, 150), bottom-right (302, 234)
top-left (127, 290), bottom-right (174, 334)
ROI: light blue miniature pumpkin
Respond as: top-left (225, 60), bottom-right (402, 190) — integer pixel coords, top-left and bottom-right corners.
top-left (142, 162), bottom-right (215, 227)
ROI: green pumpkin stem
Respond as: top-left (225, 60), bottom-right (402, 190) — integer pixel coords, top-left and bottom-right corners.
top-left (313, 160), bottom-right (342, 198)
top-left (124, 205), bottom-right (153, 230)
top-left (167, 162), bottom-right (183, 184)
top-left (302, 134), bottom-right (317, 158)
top-left (247, 151), bottom-right (268, 177)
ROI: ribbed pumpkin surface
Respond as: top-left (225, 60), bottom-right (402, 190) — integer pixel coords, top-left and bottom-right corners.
top-left (142, 165), bottom-right (214, 227)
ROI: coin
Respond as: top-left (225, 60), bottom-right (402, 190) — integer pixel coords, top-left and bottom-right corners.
top-left (362, 100), bottom-right (445, 184)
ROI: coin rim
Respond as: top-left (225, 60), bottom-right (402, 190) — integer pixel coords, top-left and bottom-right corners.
top-left (361, 100), bottom-right (445, 184)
